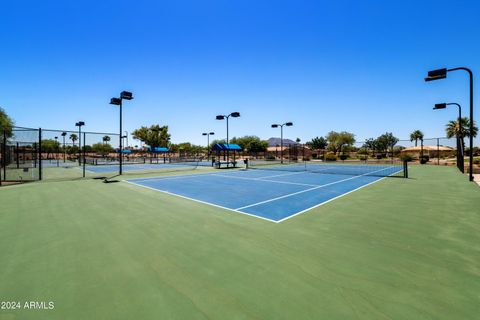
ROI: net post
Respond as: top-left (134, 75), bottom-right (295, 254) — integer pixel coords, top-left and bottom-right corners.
top-left (403, 160), bottom-right (408, 178)
top-left (38, 128), bottom-right (42, 181)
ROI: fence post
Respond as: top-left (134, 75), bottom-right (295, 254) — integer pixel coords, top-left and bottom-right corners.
top-left (437, 138), bottom-right (440, 165)
top-left (83, 132), bottom-right (86, 178)
top-left (0, 130), bottom-right (3, 186)
top-left (38, 128), bottom-right (42, 181)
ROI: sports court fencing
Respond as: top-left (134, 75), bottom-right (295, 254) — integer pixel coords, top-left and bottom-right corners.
top-left (244, 137), bottom-right (462, 167)
top-left (1, 127), bottom-right (204, 185)
top-left (0, 127), bottom-right (41, 185)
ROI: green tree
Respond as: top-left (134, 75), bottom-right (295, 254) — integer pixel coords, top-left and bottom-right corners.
top-left (0, 107), bottom-right (14, 138)
top-left (306, 136), bottom-right (328, 151)
top-left (69, 133), bottom-right (78, 147)
top-left (170, 142), bottom-right (205, 156)
top-left (326, 131), bottom-right (355, 155)
top-left (91, 142), bottom-right (114, 156)
top-left (446, 117), bottom-right (478, 151)
top-left (409, 130), bottom-right (424, 147)
top-left (41, 139), bottom-right (60, 159)
top-left (363, 138), bottom-right (379, 157)
top-left (132, 125), bottom-right (171, 148)
top-left (210, 139), bottom-right (226, 147)
top-left (230, 136), bottom-right (268, 152)
top-left (376, 132), bottom-right (399, 154)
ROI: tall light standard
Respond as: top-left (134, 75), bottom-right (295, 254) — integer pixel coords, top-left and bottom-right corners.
top-left (271, 122), bottom-right (293, 164)
top-left (123, 131), bottom-right (129, 149)
top-left (54, 136), bottom-right (58, 164)
top-left (425, 67), bottom-right (474, 181)
top-left (75, 121), bottom-right (85, 165)
top-left (216, 112), bottom-right (240, 160)
top-left (61, 132), bottom-right (67, 162)
top-left (202, 132), bottom-right (215, 157)
top-left (433, 102), bottom-right (464, 172)
top-left (110, 91), bottom-right (133, 175)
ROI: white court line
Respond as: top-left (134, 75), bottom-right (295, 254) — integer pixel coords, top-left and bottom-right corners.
top-left (211, 173), bottom-right (318, 187)
top-left (234, 166), bottom-right (392, 210)
top-left (123, 180), bottom-right (278, 223)
top-left (255, 171), bottom-right (308, 179)
top-left (124, 166), bottom-right (399, 223)
top-left (275, 176), bottom-right (387, 223)
top-left (128, 169), bottom-right (305, 184)
top-left (276, 168), bottom-right (403, 222)
top-left (127, 171), bottom-right (222, 182)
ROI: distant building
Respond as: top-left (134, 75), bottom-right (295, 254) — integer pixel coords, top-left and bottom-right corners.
top-left (400, 145), bottom-right (455, 158)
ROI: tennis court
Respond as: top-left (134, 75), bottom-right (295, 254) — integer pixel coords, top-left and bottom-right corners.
top-left (84, 160), bottom-right (212, 173)
top-left (127, 162), bottom-right (404, 222)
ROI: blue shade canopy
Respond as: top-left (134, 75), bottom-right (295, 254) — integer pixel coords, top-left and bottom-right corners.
top-left (212, 143), bottom-right (242, 151)
top-left (117, 149), bottom-right (132, 154)
top-left (147, 147), bottom-right (169, 153)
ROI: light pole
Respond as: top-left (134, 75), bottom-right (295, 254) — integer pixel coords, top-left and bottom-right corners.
top-left (433, 102), bottom-right (464, 172)
top-left (61, 132), bottom-right (66, 162)
top-left (75, 121), bottom-right (85, 166)
top-left (216, 112), bottom-right (240, 160)
top-left (110, 91), bottom-right (133, 175)
top-left (54, 136), bottom-right (58, 164)
top-left (425, 67), bottom-right (474, 181)
top-left (202, 132), bottom-right (215, 158)
top-left (271, 122), bottom-right (293, 164)
top-left (124, 131), bottom-right (129, 149)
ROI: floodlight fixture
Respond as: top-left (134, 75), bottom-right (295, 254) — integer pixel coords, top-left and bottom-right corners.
top-left (110, 98), bottom-right (121, 105)
top-left (271, 121), bottom-right (294, 163)
top-left (424, 68), bottom-right (447, 82)
top-left (120, 91), bottom-right (133, 100)
top-left (433, 103), bottom-right (447, 110)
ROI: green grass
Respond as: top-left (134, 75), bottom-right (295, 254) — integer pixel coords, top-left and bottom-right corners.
top-left (0, 166), bottom-right (479, 319)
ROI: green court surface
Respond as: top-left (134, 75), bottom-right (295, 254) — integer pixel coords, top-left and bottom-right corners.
top-left (0, 166), bottom-right (479, 319)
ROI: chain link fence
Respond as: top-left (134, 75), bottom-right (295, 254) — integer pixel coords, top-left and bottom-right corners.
top-left (1, 127), bottom-right (204, 185)
top-left (0, 127), bottom-right (41, 185)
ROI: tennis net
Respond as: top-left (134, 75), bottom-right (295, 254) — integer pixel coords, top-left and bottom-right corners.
top-left (247, 159), bottom-right (406, 177)
top-left (84, 157), bottom-right (147, 166)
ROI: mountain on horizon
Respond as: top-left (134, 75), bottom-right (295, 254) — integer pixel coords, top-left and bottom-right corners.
top-left (267, 137), bottom-right (297, 147)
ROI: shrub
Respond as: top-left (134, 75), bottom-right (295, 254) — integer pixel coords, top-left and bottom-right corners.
top-left (400, 154), bottom-right (413, 162)
top-left (339, 154), bottom-right (348, 160)
top-left (325, 153), bottom-right (337, 161)
top-left (376, 154), bottom-right (384, 159)
top-left (420, 155), bottom-right (429, 164)
top-left (358, 155), bottom-right (368, 161)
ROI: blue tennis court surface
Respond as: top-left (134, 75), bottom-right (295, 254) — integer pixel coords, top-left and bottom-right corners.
top-left (127, 165), bottom-right (402, 222)
top-left (85, 161), bottom-right (211, 173)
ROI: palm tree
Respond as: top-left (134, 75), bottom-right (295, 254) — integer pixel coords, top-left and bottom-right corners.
top-left (409, 130), bottom-right (424, 147)
top-left (102, 135), bottom-right (111, 144)
top-left (69, 133), bottom-right (78, 147)
top-left (446, 117), bottom-right (478, 151)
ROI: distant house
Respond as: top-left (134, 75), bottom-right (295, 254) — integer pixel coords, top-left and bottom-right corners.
top-left (400, 145), bottom-right (455, 158)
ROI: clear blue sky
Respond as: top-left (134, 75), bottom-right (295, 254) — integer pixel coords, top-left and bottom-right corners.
top-left (1, 0), bottom-right (479, 146)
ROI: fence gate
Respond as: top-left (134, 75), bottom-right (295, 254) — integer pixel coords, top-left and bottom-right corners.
top-left (0, 127), bottom-right (41, 185)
